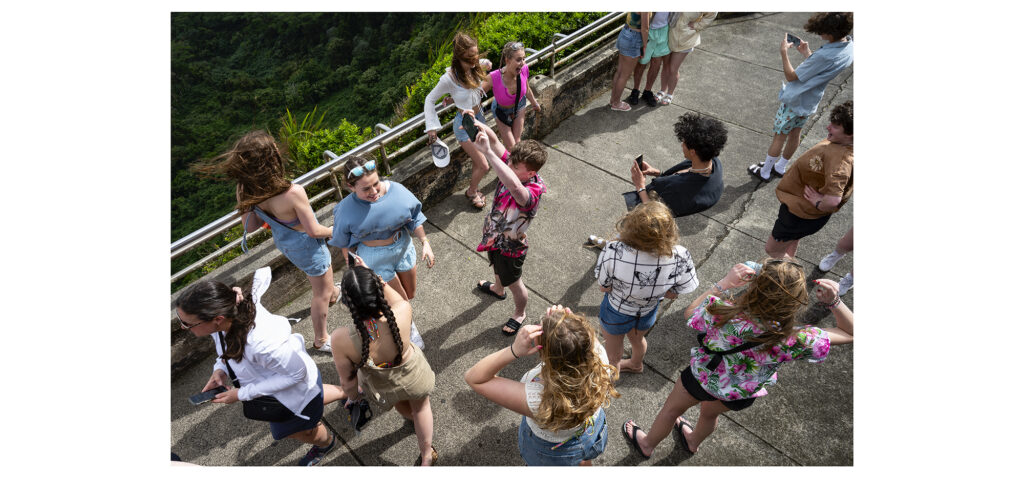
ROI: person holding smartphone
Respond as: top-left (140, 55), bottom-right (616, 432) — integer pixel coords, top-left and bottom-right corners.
top-left (175, 279), bottom-right (347, 466)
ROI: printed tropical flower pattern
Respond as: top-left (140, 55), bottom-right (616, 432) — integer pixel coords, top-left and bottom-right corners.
top-left (476, 155), bottom-right (546, 258)
top-left (686, 296), bottom-right (830, 400)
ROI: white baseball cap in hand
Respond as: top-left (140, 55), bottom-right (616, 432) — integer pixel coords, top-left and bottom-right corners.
top-left (431, 140), bottom-right (450, 167)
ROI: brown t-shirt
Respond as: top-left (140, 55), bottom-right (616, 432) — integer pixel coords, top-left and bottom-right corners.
top-left (775, 140), bottom-right (853, 219)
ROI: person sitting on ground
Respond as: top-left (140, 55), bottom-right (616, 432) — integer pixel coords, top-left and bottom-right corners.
top-left (466, 117), bottom-right (548, 336)
top-left (465, 305), bottom-right (620, 466)
top-left (622, 260), bottom-right (853, 459)
top-left (748, 12), bottom-right (853, 181)
top-left (593, 201), bottom-right (699, 376)
top-left (765, 100), bottom-right (853, 259)
top-left (330, 264), bottom-right (437, 465)
top-left (174, 279), bottom-right (347, 466)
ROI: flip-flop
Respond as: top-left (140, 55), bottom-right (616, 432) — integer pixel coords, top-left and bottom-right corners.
top-left (475, 281), bottom-right (507, 300)
top-left (610, 102), bottom-right (632, 112)
top-left (747, 164), bottom-right (771, 183)
top-left (621, 420), bottom-right (652, 459)
top-left (501, 317), bottom-right (524, 337)
top-left (674, 416), bottom-right (697, 454)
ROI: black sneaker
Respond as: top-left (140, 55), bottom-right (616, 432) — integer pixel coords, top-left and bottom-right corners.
top-left (626, 89), bottom-right (640, 105)
top-left (642, 90), bottom-right (657, 107)
top-left (298, 434), bottom-right (336, 466)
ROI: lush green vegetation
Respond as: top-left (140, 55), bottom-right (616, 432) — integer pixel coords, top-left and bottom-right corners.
top-left (171, 11), bottom-right (608, 290)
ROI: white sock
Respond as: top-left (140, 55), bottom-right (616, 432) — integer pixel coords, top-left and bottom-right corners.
top-left (774, 157), bottom-right (790, 174)
top-left (761, 154), bottom-right (779, 179)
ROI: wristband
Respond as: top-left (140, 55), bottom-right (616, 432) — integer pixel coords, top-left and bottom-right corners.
top-left (509, 343), bottom-right (520, 359)
top-left (713, 282), bottom-right (726, 293)
top-left (636, 187), bottom-right (646, 193)
top-left (826, 296), bottom-right (842, 309)
top-left (815, 200), bottom-right (822, 210)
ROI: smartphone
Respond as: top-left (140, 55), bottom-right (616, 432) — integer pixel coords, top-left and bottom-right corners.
top-left (786, 33), bottom-right (802, 47)
top-left (634, 154), bottom-right (644, 168)
top-left (461, 113), bottom-right (480, 141)
top-left (189, 386), bottom-right (227, 405)
top-left (347, 251), bottom-right (358, 267)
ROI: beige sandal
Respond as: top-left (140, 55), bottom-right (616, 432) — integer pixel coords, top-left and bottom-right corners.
top-left (465, 190), bottom-right (485, 209)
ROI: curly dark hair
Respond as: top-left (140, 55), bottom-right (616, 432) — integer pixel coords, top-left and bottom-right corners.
top-left (829, 100), bottom-right (853, 136)
top-left (674, 113), bottom-right (728, 162)
top-left (804, 12), bottom-right (853, 40)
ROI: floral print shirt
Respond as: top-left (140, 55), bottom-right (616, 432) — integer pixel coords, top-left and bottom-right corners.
top-left (476, 152), bottom-right (546, 258)
top-left (687, 296), bottom-right (831, 400)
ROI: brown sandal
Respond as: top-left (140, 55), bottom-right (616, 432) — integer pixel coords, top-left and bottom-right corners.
top-left (465, 190), bottom-right (485, 209)
top-left (414, 446), bottom-right (438, 466)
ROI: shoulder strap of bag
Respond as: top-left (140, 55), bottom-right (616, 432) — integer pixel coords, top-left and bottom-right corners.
top-left (218, 331), bottom-right (243, 388)
top-left (696, 332), bottom-right (763, 371)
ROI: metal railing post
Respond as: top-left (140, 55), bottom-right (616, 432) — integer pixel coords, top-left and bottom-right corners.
top-left (323, 150), bottom-right (345, 201)
top-left (550, 33), bottom-right (568, 79)
top-left (374, 124), bottom-right (394, 176)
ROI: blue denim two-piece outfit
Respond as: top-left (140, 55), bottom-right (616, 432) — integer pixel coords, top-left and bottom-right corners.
top-left (517, 408), bottom-right (608, 466)
top-left (243, 207), bottom-right (331, 277)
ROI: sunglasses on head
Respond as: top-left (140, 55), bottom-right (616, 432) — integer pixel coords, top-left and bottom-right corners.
top-left (346, 160), bottom-right (377, 179)
top-left (506, 41), bottom-right (523, 50)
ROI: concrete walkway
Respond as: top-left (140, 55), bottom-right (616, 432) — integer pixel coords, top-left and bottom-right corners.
top-left (170, 12), bottom-right (853, 466)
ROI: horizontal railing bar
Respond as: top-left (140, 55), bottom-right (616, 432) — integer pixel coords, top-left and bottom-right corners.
top-left (555, 26), bottom-right (621, 68)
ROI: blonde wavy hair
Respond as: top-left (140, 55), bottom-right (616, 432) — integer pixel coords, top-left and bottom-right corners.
top-left (534, 310), bottom-right (620, 431)
top-left (616, 200), bottom-right (679, 257)
top-left (706, 258), bottom-right (809, 350)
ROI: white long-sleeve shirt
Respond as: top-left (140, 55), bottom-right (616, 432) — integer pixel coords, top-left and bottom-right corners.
top-left (423, 61), bottom-right (491, 132)
top-left (212, 303), bottom-right (321, 419)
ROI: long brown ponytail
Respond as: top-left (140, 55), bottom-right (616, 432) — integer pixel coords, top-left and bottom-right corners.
top-left (174, 280), bottom-right (257, 362)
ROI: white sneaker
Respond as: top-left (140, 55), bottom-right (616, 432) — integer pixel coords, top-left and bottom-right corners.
top-left (314, 339), bottom-right (332, 354)
top-left (818, 251), bottom-right (845, 271)
top-left (838, 273), bottom-right (853, 296)
top-left (410, 321), bottom-right (425, 350)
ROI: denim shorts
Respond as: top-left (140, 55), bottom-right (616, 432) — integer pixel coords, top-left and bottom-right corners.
top-left (269, 373), bottom-right (324, 440)
top-left (639, 25), bottom-right (670, 64)
top-left (517, 408), bottom-right (607, 466)
top-left (249, 207), bottom-right (331, 277)
top-left (454, 109), bottom-right (487, 142)
top-left (492, 95), bottom-right (528, 127)
top-left (356, 229), bottom-right (416, 282)
top-left (772, 102), bottom-right (809, 135)
top-left (616, 25), bottom-right (643, 58)
top-left (599, 294), bottom-right (659, 335)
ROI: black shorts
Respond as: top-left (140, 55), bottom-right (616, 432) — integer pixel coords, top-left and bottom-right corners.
top-left (488, 249), bottom-right (526, 286)
top-left (771, 203), bottom-right (831, 242)
top-left (679, 367), bottom-right (757, 412)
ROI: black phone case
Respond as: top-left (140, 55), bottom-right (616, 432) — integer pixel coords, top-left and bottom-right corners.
top-left (461, 114), bottom-right (479, 140)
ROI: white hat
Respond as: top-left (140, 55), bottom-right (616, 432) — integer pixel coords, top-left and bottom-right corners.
top-left (431, 141), bottom-right (450, 168)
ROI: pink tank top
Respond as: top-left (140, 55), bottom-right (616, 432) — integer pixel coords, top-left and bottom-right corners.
top-left (489, 64), bottom-right (530, 106)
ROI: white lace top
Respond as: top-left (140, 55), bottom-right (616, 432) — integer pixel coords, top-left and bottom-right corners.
top-left (520, 343), bottom-right (609, 443)
top-left (423, 60), bottom-right (492, 132)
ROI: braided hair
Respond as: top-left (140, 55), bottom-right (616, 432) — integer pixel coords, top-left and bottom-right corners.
top-left (338, 265), bottom-right (404, 378)
top-left (174, 280), bottom-right (257, 363)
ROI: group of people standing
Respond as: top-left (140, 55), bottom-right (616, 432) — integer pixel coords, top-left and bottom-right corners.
top-left (176, 11), bottom-right (855, 467)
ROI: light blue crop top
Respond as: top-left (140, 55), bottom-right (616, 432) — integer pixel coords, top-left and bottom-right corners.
top-left (328, 181), bottom-right (427, 249)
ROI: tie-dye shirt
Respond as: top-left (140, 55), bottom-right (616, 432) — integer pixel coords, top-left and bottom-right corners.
top-left (476, 152), bottom-right (547, 258)
top-left (687, 296), bottom-right (831, 400)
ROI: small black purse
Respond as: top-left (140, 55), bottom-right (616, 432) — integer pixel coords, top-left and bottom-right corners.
top-left (220, 332), bottom-right (295, 423)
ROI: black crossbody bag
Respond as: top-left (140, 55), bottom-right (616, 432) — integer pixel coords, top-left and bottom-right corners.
top-left (495, 71), bottom-right (523, 127)
top-left (219, 332), bottom-right (295, 422)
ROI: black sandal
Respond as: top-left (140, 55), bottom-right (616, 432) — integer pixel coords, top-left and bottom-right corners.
top-left (674, 416), bottom-right (697, 454)
top-left (475, 281), bottom-right (507, 300)
top-left (501, 318), bottom-right (522, 336)
top-left (621, 420), bottom-right (651, 459)
top-left (747, 164), bottom-right (771, 182)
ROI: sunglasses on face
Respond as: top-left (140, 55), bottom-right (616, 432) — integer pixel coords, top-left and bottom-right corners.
top-left (176, 310), bottom-right (203, 330)
top-left (346, 160), bottom-right (377, 179)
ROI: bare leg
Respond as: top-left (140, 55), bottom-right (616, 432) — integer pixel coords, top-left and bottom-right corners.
top-left (662, 51), bottom-right (689, 95)
top-left (496, 119), bottom-right (516, 150)
top-left (767, 133), bottom-right (788, 158)
top-left (322, 384), bottom-right (347, 405)
top-left (627, 377), bottom-right (699, 455)
top-left (631, 61), bottom-right (647, 90)
top-left (765, 236), bottom-right (798, 259)
top-left (395, 265), bottom-right (418, 301)
top-left (620, 327), bottom-right (648, 373)
top-left (287, 422), bottom-right (333, 447)
top-left (781, 126), bottom-right (803, 160)
top-left (610, 54), bottom-right (640, 107)
top-left (409, 397), bottom-right (435, 465)
top-left (601, 328), bottom-right (627, 376)
top-left (680, 400), bottom-right (731, 453)
top-left (836, 227), bottom-right (853, 254)
top-left (506, 278), bottom-right (529, 324)
top-left (387, 276), bottom-right (409, 300)
top-left (461, 139), bottom-right (490, 197)
top-left (645, 56), bottom-right (664, 91)
top-left (394, 400), bottom-right (413, 420)
top-left (512, 111), bottom-right (527, 145)
top-left (309, 266), bottom-right (335, 347)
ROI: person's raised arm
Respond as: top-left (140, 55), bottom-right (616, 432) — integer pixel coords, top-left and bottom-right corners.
top-left (464, 318), bottom-right (544, 417)
top-left (683, 263), bottom-right (756, 319)
top-left (288, 185), bottom-right (333, 238)
top-left (813, 279), bottom-right (853, 344)
top-left (781, 34), bottom-right (800, 82)
top-left (470, 119), bottom-right (533, 206)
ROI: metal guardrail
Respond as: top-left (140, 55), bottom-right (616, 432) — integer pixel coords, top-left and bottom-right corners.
top-left (171, 12), bottom-right (627, 283)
